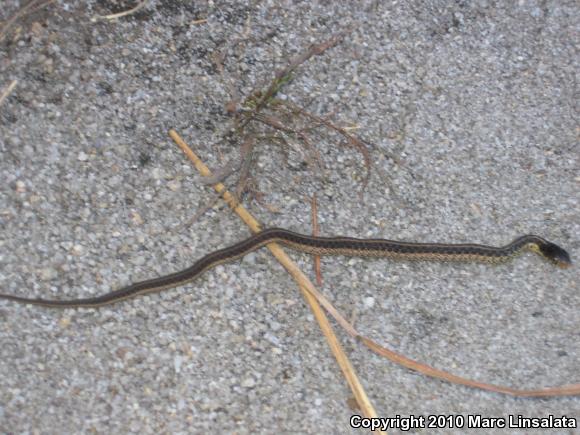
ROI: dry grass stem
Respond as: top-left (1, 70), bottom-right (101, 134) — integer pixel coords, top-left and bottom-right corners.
top-left (0, 80), bottom-right (18, 107)
top-left (93, 0), bottom-right (148, 21)
top-left (211, 28), bottom-right (378, 200)
top-left (169, 129), bottom-right (384, 429)
top-left (309, 194), bottom-right (323, 286)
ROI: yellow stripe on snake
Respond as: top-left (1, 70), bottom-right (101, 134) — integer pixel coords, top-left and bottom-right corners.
top-left (0, 228), bottom-right (571, 308)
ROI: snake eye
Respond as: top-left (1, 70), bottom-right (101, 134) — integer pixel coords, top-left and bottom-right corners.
top-left (539, 242), bottom-right (572, 268)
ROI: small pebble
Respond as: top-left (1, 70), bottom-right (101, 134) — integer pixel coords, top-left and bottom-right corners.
top-left (241, 377), bottom-right (256, 388)
top-left (58, 317), bottom-right (71, 328)
top-left (39, 267), bottom-right (58, 281)
top-left (363, 296), bottom-right (375, 308)
top-left (167, 180), bottom-right (181, 191)
top-left (15, 180), bottom-right (26, 193)
top-left (130, 211), bottom-right (144, 225)
top-left (71, 244), bottom-right (84, 256)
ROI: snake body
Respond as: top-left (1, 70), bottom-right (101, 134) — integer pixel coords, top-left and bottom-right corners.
top-left (0, 228), bottom-right (571, 308)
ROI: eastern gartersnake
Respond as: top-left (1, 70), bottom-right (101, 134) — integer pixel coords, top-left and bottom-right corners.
top-left (0, 228), bottom-right (571, 308)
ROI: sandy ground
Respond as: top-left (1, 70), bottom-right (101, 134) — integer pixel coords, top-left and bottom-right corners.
top-left (0, 1), bottom-right (578, 434)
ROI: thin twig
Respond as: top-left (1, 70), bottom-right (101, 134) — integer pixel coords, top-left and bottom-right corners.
top-left (172, 192), bottom-right (222, 233)
top-left (310, 194), bottom-right (323, 286)
top-left (281, 101), bottom-right (372, 190)
top-left (234, 136), bottom-right (256, 199)
top-left (238, 28), bottom-right (352, 130)
top-left (0, 80), bottom-right (18, 107)
top-left (93, 0), bottom-right (148, 21)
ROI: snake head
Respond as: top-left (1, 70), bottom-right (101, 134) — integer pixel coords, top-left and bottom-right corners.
top-left (539, 242), bottom-right (572, 268)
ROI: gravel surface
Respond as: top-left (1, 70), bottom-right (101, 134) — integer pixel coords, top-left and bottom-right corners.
top-left (1, 1), bottom-right (578, 434)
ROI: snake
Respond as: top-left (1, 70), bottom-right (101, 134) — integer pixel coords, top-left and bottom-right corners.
top-left (0, 228), bottom-right (571, 309)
